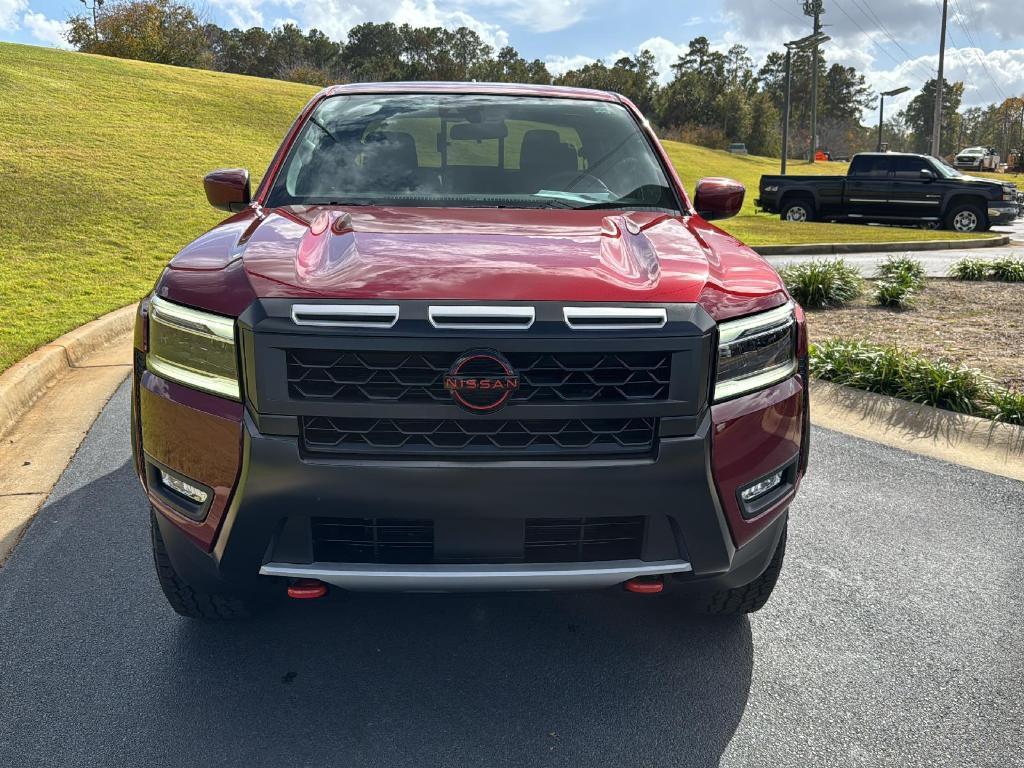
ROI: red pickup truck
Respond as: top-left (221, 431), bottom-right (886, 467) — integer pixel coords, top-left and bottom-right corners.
top-left (132, 82), bottom-right (808, 619)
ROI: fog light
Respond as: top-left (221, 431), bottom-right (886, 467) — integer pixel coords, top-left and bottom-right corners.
top-left (160, 470), bottom-right (209, 504)
top-left (741, 472), bottom-right (783, 502)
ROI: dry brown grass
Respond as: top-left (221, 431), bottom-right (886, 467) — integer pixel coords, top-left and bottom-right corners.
top-left (806, 280), bottom-right (1024, 389)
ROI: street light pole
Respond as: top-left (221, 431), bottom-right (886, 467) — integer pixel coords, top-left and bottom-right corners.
top-left (878, 86), bottom-right (910, 152)
top-left (781, 32), bottom-right (831, 175)
top-left (782, 46), bottom-right (792, 175)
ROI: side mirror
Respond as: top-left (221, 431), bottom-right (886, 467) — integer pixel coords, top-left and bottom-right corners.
top-left (204, 168), bottom-right (251, 212)
top-left (920, 168), bottom-right (936, 182)
top-left (694, 177), bottom-right (745, 221)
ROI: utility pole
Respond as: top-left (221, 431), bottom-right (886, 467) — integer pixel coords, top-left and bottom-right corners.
top-left (804, 0), bottom-right (824, 163)
top-left (930, 0), bottom-right (948, 157)
top-left (79, 0), bottom-right (104, 35)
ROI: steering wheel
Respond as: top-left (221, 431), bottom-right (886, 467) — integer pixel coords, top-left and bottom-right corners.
top-left (542, 170), bottom-right (613, 195)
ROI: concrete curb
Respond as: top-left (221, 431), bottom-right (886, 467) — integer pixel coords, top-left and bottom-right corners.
top-left (810, 380), bottom-right (1024, 482)
top-left (755, 234), bottom-right (1010, 256)
top-left (0, 305), bottom-right (137, 440)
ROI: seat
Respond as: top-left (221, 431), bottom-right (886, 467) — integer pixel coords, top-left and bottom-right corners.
top-left (519, 129), bottom-right (579, 191)
top-left (360, 131), bottom-right (420, 191)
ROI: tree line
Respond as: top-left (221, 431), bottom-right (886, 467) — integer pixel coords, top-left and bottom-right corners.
top-left (66, 0), bottom-right (1020, 160)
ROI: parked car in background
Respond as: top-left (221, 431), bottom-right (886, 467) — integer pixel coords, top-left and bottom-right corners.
top-left (757, 152), bottom-right (1018, 232)
top-left (727, 142), bottom-right (748, 155)
top-left (954, 146), bottom-right (1000, 172)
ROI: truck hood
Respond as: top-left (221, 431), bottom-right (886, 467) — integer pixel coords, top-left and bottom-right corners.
top-left (164, 205), bottom-right (788, 319)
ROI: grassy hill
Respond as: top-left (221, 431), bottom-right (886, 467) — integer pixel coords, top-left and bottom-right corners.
top-left (0, 43), bottom-right (987, 372)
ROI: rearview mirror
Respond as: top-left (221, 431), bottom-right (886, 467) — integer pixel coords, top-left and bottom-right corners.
top-left (204, 168), bottom-right (251, 212)
top-left (920, 168), bottom-right (936, 182)
top-left (694, 177), bottom-right (745, 221)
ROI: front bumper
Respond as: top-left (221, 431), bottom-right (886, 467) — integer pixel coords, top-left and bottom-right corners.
top-left (988, 202), bottom-right (1019, 222)
top-left (139, 372), bottom-right (803, 596)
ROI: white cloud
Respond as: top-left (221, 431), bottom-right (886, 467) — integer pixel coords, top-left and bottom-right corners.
top-left (207, 0), bottom-right (264, 28)
top-left (867, 46), bottom-right (1024, 110)
top-left (0, 0), bottom-right (27, 31)
top-left (463, 0), bottom-right (594, 33)
top-left (544, 53), bottom-right (595, 76)
top-left (390, 0), bottom-right (509, 48)
top-left (253, 0), bottom-right (509, 49)
top-left (22, 10), bottom-right (70, 47)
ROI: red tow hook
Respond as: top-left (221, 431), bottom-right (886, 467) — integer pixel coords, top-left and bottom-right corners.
top-left (624, 576), bottom-right (664, 594)
top-left (287, 578), bottom-right (328, 599)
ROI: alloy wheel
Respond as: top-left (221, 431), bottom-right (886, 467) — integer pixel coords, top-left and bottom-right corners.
top-left (953, 210), bottom-right (979, 232)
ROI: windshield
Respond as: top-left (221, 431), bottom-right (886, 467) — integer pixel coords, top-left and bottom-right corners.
top-left (266, 94), bottom-right (678, 211)
top-left (932, 157), bottom-right (963, 178)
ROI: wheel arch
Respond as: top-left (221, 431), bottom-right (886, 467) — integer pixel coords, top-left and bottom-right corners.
top-left (944, 194), bottom-right (990, 230)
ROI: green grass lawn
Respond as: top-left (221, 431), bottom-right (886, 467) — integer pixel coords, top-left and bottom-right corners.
top-left (0, 42), bottom-right (1001, 372)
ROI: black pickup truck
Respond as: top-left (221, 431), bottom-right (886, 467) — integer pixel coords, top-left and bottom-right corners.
top-left (756, 152), bottom-right (1018, 233)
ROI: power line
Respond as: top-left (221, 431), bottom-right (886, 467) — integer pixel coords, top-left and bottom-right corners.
top-left (767, 0), bottom-right (804, 22)
top-left (831, 0), bottom-right (935, 83)
top-left (949, 0), bottom-right (1007, 101)
top-left (853, 0), bottom-right (937, 78)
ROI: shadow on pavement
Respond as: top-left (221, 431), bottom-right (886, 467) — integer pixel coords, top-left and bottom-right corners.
top-left (1, 460), bottom-right (754, 768)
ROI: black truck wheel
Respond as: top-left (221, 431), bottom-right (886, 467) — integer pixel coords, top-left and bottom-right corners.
top-left (695, 524), bottom-right (787, 615)
top-left (945, 202), bottom-right (988, 233)
top-left (151, 512), bottom-right (252, 620)
top-left (780, 199), bottom-right (815, 223)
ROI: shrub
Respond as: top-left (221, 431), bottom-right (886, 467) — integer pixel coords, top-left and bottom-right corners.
top-left (875, 256), bottom-right (926, 290)
top-left (948, 258), bottom-right (991, 280)
top-left (810, 340), bottom-right (1024, 424)
top-left (988, 389), bottom-right (1024, 426)
top-left (874, 280), bottom-right (917, 309)
top-left (809, 341), bottom-right (988, 415)
top-left (778, 259), bottom-right (863, 309)
top-left (988, 257), bottom-right (1024, 282)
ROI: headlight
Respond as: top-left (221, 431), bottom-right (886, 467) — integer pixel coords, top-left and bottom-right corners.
top-left (147, 296), bottom-right (240, 399)
top-left (764, 185), bottom-right (779, 192)
top-left (1003, 186), bottom-right (1016, 201)
top-left (714, 302), bottom-right (798, 402)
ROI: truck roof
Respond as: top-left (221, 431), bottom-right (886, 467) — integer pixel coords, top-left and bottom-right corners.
top-left (317, 81), bottom-right (623, 103)
top-left (852, 151), bottom-right (933, 158)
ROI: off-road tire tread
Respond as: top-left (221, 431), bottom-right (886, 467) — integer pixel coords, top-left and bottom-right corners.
top-left (150, 513), bottom-right (250, 620)
top-left (703, 525), bottom-right (787, 615)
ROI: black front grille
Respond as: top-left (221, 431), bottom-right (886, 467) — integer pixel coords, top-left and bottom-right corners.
top-left (309, 516), bottom-right (646, 564)
top-left (301, 416), bottom-right (657, 457)
top-left (525, 517), bottom-right (645, 562)
top-left (312, 518), bottom-right (433, 564)
top-left (287, 350), bottom-right (671, 404)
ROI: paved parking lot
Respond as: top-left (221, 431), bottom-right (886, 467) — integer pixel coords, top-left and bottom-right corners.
top-left (1, 382), bottom-right (1022, 767)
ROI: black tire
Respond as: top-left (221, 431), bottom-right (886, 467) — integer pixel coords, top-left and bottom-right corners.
top-left (944, 202), bottom-right (987, 233)
top-left (695, 524), bottom-right (787, 615)
top-left (780, 198), bottom-right (815, 223)
top-left (151, 512), bottom-right (252, 620)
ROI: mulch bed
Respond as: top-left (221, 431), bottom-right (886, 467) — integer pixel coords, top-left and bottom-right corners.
top-left (805, 280), bottom-right (1024, 390)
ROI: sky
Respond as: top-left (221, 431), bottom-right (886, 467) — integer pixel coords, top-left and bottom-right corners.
top-left (2, 0), bottom-right (1022, 118)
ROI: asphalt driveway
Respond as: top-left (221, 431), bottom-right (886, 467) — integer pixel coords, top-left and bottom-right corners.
top-left (1, 382), bottom-right (1021, 767)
